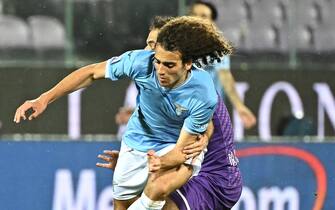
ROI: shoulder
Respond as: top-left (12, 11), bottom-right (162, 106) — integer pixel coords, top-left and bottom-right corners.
top-left (107, 49), bottom-right (153, 65)
top-left (120, 49), bottom-right (154, 63)
top-left (131, 49), bottom-right (154, 67)
top-left (191, 68), bottom-right (214, 85)
top-left (189, 69), bottom-right (217, 103)
top-left (116, 49), bottom-right (154, 77)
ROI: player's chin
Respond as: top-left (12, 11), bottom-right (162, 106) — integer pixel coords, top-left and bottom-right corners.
top-left (158, 80), bottom-right (170, 87)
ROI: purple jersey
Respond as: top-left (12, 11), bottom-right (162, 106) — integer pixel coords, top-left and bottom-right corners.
top-left (170, 96), bottom-right (242, 210)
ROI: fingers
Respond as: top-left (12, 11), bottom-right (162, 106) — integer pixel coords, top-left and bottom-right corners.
top-left (149, 166), bottom-right (160, 173)
top-left (186, 151), bottom-right (201, 159)
top-left (148, 159), bottom-right (161, 172)
top-left (96, 162), bottom-right (113, 169)
top-left (239, 108), bottom-right (257, 129)
top-left (14, 102), bottom-right (31, 123)
top-left (97, 154), bottom-right (114, 162)
top-left (96, 150), bottom-right (119, 170)
top-left (244, 121), bottom-right (254, 129)
top-left (13, 109), bottom-right (22, 123)
top-left (184, 141), bottom-right (201, 151)
top-left (184, 137), bottom-right (206, 152)
top-left (147, 150), bottom-right (160, 172)
top-left (183, 136), bottom-right (207, 158)
top-left (184, 147), bottom-right (202, 156)
top-left (14, 100), bottom-right (43, 123)
top-left (103, 150), bottom-right (119, 158)
top-left (28, 110), bottom-right (39, 121)
top-left (147, 150), bottom-right (156, 157)
top-left (242, 114), bottom-right (257, 129)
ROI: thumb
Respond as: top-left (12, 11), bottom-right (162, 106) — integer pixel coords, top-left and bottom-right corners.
top-left (147, 150), bottom-right (156, 157)
top-left (28, 110), bottom-right (39, 120)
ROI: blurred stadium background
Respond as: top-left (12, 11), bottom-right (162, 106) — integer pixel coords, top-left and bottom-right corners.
top-left (0, 0), bottom-right (334, 209)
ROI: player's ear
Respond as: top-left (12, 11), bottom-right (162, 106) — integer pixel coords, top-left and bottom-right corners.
top-left (184, 60), bottom-right (193, 71)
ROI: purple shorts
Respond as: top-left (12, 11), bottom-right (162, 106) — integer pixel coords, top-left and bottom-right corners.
top-left (169, 166), bottom-right (242, 210)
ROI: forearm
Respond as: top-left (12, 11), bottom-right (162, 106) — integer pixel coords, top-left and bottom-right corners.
top-left (39, 62), bottom-right (105, 104)
top-left (219, 71), bottom-right (244, 108)
top-left (159, 129), bottom-right (200, 171)
top-left (159, 146), bottom-right (187, 171)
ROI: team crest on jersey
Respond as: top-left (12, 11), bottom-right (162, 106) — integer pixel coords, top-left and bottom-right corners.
top-left (174, 103), bottom-right (188, 116)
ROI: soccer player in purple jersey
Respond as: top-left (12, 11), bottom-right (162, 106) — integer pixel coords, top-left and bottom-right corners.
top-left (97, 16), bottom-right (242, 210)
top-left (167, 96), bottom-right (242, 210)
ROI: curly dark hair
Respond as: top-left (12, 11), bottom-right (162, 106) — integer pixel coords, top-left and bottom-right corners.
top-left (156, 16), bottom-right (233, 66)
top-left (149, 16), bottom-right (174, 30)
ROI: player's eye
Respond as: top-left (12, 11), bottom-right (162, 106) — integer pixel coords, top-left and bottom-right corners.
top-left (164, 63), bottom-right (175, 69)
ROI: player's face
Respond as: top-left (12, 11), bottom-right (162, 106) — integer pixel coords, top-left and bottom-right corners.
top-left (154, 44), bottom-right (192, 88)
top-left (145, 29), bottom-right (159, 50)
top-left (190, 4), bottom-right (213, 22)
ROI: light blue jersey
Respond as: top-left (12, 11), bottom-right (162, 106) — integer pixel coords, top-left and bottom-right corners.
top-left (105, 50), bottom-right (217, 152)
top-left (201, 56), bottom-right (230, 98)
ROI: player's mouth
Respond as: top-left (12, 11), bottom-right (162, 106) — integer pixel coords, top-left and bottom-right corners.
top-left (158, 77), bottom-right (169, 84)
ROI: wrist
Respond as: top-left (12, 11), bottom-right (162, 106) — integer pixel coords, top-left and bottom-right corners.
top-left (235, 104), bottom-right (246, 112)
top-left (39, 93), bottom-right (52, 105)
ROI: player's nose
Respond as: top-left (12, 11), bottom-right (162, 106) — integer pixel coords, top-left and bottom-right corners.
top-left (156, 64), bottom-right (165, 75)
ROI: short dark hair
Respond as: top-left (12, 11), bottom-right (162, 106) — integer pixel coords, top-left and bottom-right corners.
top-left (192, 1), bottom-right (218, 21)
top-left (149, 16), bottom-right (174, 30)
top-left (157, 16), bottom-right (233, 66)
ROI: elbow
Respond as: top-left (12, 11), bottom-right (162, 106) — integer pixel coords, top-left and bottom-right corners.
top-left (86, 63), bottom-right (104, 80)
top-left (90, 64), bottom-right (100, 80)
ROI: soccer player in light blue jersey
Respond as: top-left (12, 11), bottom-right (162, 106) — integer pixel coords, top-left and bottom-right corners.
top-left (97, 16), bottom-right (242, 210)
top-left (14, 16), bottom-right (234, 210)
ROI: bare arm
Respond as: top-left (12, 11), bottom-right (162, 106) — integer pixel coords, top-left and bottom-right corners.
top-left (183, 120), bottom-right (214, 158)
top-left (218, 71), bottom-right (243, 109)
top-left (14, 61), bottom-right (107, 123)
top-left (157, 121), bottom-right (214, 171)
top-left (96, 121), bottom-right (214, 172)
top-left (39, 61), bottom-right (106, 103)
top-left (218, 70), bottom-right (256, 129)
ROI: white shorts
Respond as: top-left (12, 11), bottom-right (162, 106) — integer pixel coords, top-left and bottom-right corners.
top-left (112, 141), bottom-right (206, 200)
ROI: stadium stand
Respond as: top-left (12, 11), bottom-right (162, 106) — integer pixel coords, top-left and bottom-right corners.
top-left (27, 15), bottom-right (65, 50)
top-left (0, 0), bottom-right (334, 63)
top-left (0, 15), bottom-right (30, 49)
top-left (245, 24), bottom-right (278, 52)
top-left (314, 0), bottom-right (335, 52)
top-left (247, 0), bottom-right (287, 52)
top-left (212, 0), bottom-right (335, 53)
top-left (214, 0), bottom-right (249, 50)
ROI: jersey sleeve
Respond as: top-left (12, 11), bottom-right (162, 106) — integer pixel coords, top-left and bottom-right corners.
top-left (214, 55), bottom-right (230, 71)
top-left (105, 50), bottom-right (153, 81)
top-left (182, 97), bottom-right (217, 134)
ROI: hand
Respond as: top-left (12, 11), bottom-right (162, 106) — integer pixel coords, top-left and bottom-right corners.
top-left (237, 105), bottom-right (257, 129)
top-left (183, 134), bottom-right (209, 159)
top-left (96, 150), bottom-right (119, 170)
top-left (115, 107), bottom-right (134, 125)
top-left (147, 150), bottom-right (161, 173)
top-left (14, 97), bottom-right (48, 123)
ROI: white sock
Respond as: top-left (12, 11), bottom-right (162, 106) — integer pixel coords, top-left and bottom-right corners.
top-left (127, 193), bottom-right (166, 210)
